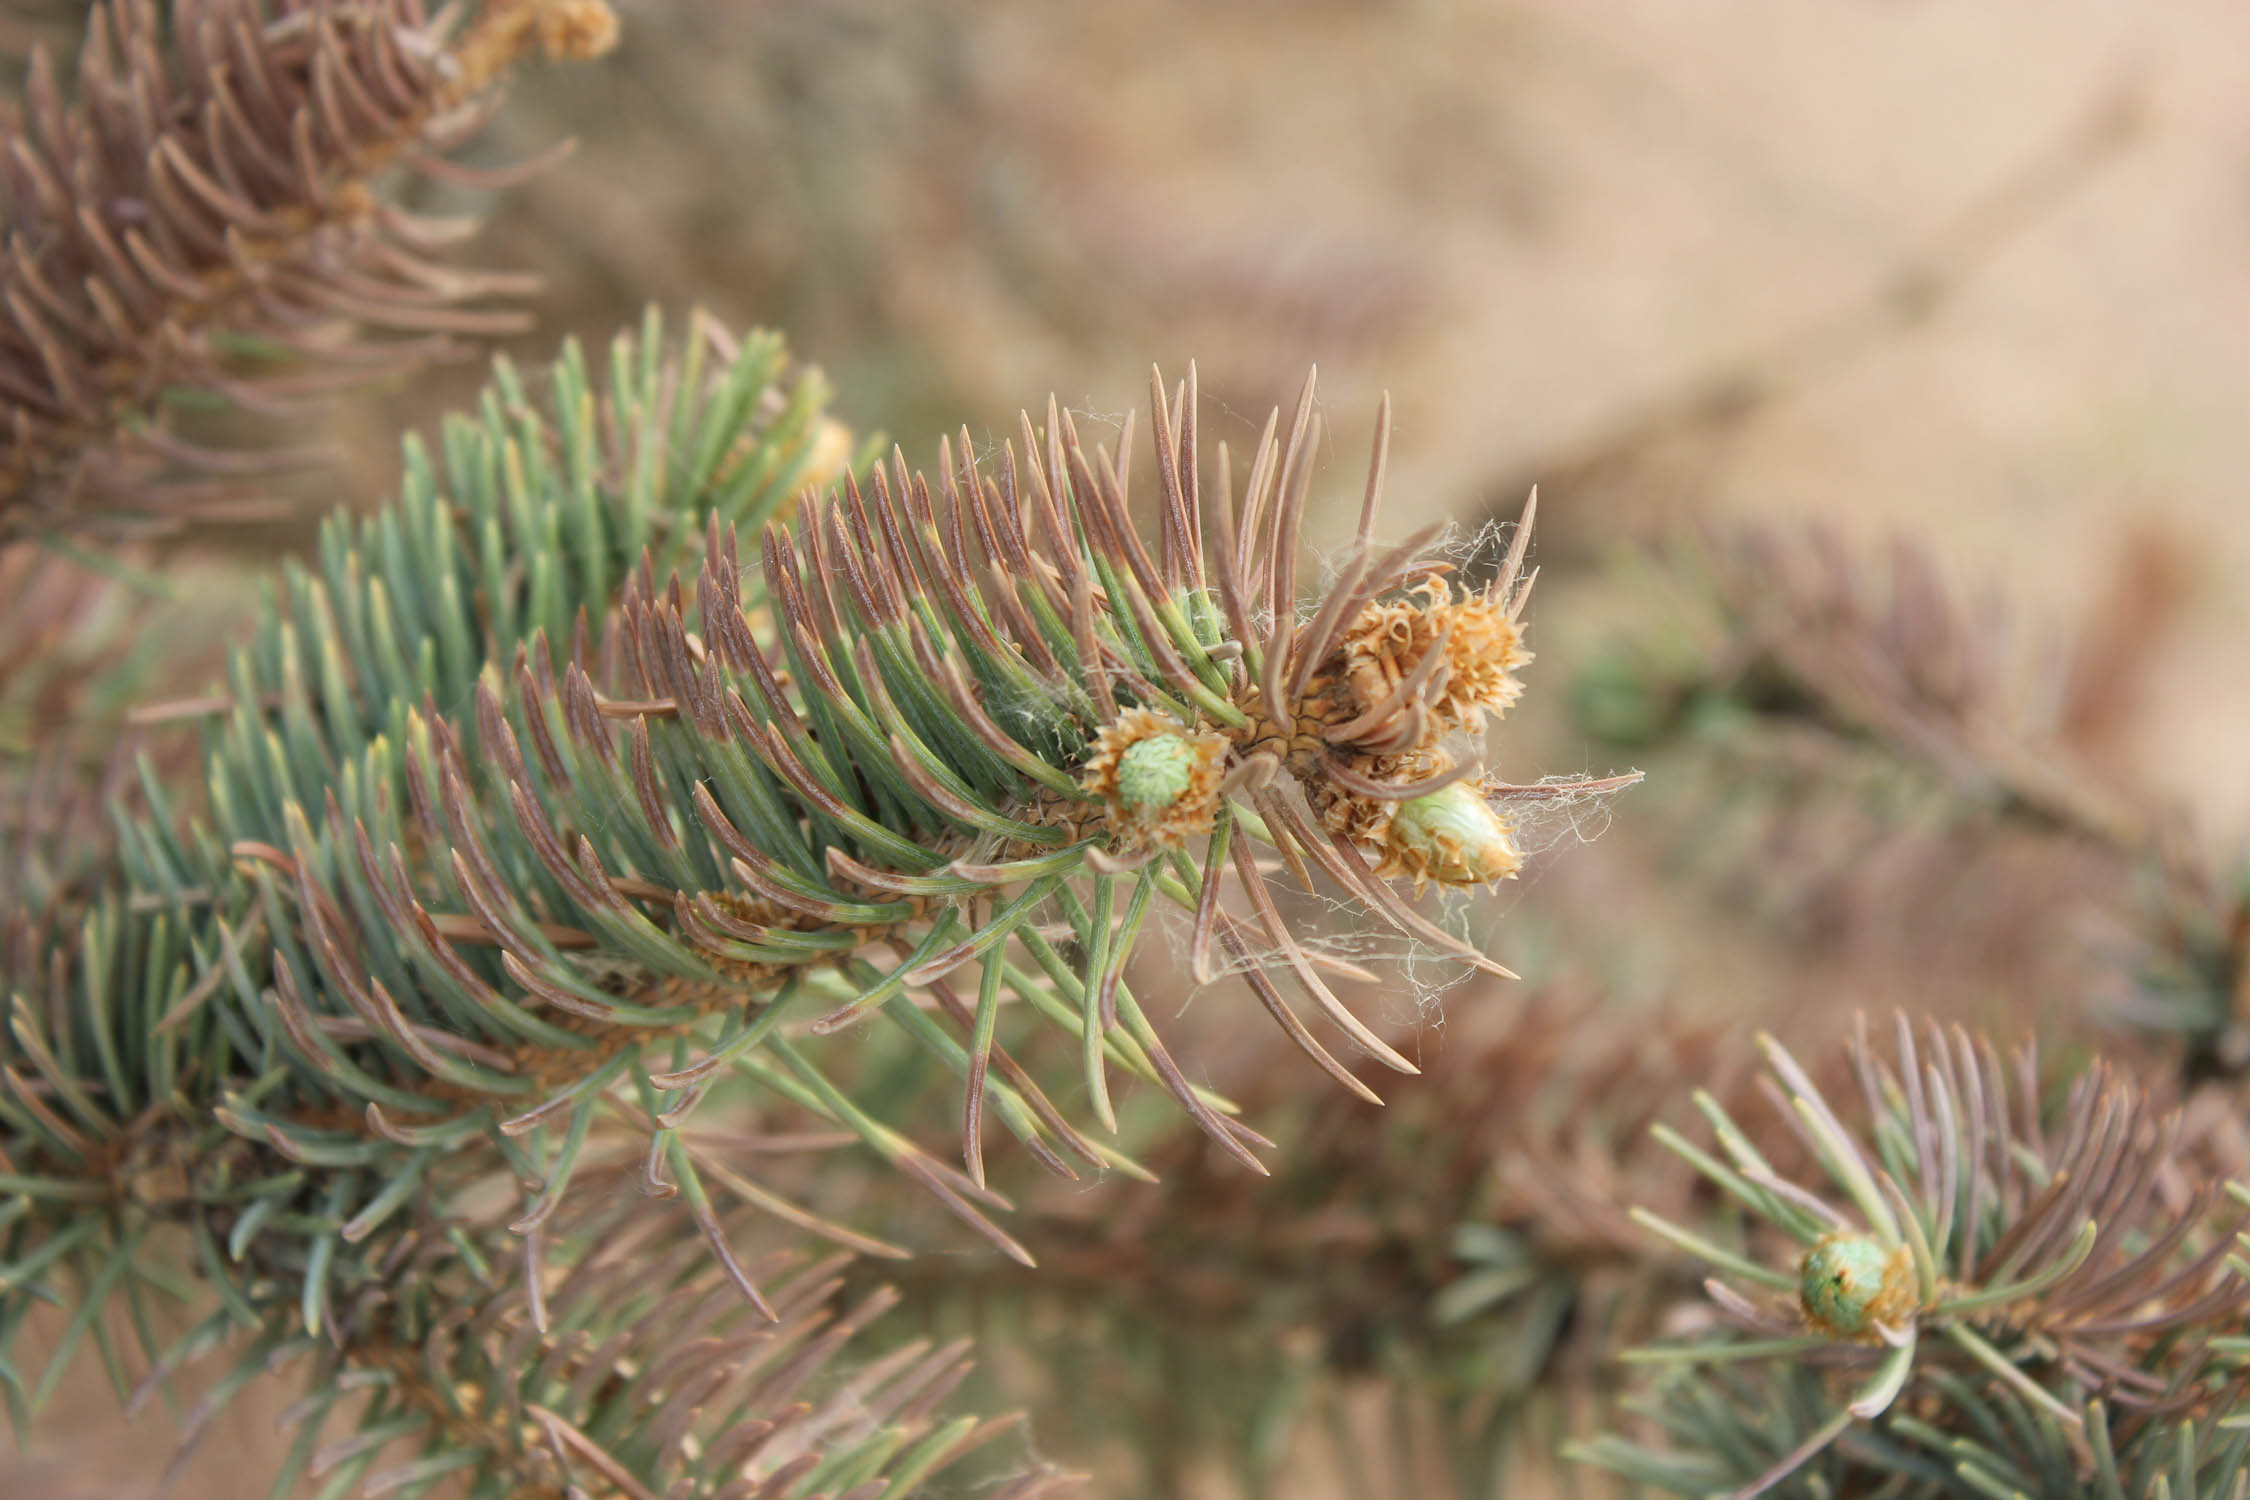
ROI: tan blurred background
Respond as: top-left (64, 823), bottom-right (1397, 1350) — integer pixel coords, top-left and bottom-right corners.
top-left (339, 0), bottom-right (2250, 839)
top-left (29, 0), bottom-right (2250, 1494)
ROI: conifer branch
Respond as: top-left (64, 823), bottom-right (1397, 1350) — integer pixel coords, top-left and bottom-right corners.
top-left (1573, 1017), bottom-right (2250, 1497)
top-left (118, 330), bottom-right (1586, 1281)
top-left (2, 314), bottom-right (1624, 1491)
top-left (0, 311), bottom-right (857, 1452)
top-left (0, 0), bottom-right (619, 539)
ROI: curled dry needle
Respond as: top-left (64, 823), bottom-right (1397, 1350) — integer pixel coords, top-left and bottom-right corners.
top-left (0, 0), bottom-right (618, 537)
top-left (1571, 1015), bottom-right (2250, 1498)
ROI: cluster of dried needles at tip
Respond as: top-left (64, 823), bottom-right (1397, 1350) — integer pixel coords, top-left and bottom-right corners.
top-left (0, 0), bottom-right (619, 537)
top-left (1573, 1017), bottom-right (2250, 1498)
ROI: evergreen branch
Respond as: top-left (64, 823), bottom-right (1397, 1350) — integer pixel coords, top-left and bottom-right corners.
top-left (129, 339), bottom-right (1586, 1285)
top-left (2, 317), bottom-right (1624, 1492)
top-left (1576, 1016), bottom-right (2250, 1497)
top-left (0, 0), bottom-right (620, 539)
top-left (0, 310), bottom-right (852, 1432)
top-left (132, 1177), bottom-right (1072, 1500)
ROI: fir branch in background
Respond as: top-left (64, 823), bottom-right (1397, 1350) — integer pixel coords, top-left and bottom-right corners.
top-left (0, 0), bottom-right (619, 540)
top-left (1577, 524), bottom-right (2134, 841)
top-left (168, 1186), bottom-right (1072, 1500)
top-left (1573, 522), bottom-right (2250, 1067)
top-left (1571, 1019), bottom-right (2250, 1498)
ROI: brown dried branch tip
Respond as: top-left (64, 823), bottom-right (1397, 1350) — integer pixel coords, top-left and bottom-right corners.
top-left (1302, 575), bottom-right (1535, 891)
top-left (1057, 372), bottom-right (1622, 907)
top-left (0, 0), bottom-right (618, 538)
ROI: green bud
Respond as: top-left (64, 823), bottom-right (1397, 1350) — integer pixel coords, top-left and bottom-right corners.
top-left (1386, 782), bottom-right (1520, 885)
top-left (1117, 733), bottom-right (1199, 810)
top-left (1799, 1233), bottom-right (1909, 1337)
